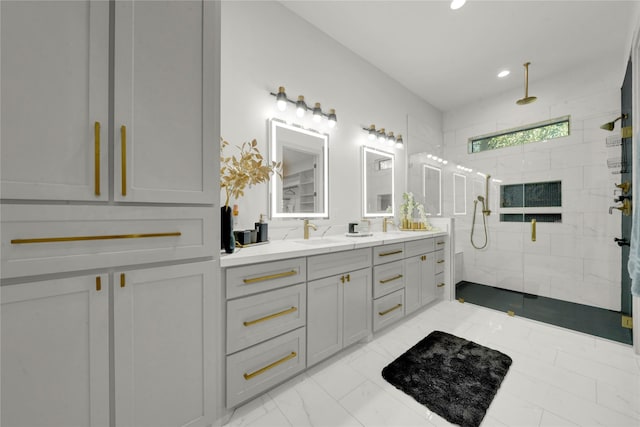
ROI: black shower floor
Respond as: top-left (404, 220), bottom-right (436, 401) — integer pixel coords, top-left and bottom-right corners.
top-left (456, 281), bottom-right (632, 345)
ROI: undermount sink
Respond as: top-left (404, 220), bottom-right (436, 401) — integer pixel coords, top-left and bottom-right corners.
top-left (293, 238), bottom-right (342, 246)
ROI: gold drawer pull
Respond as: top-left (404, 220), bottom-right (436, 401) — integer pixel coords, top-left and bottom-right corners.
top-left (94, 121), bottom-right (101, 196)
top-left (243, 270), bottom-right (297, 284)
top-left (437, 260), bottom-right (445, 264)
top-left (11, 232), bottom-right (181, 245)
top-left (243, 351), bottom-right (297, 380)
top-left (379, 274), bottom-right (403, 284)
top-left (437, 283), bottom-right (445, 288)
top-left (378, 303), bottom-right (402, 316)
top-left (436, 241), bottom-right (445, 245)
top-left (378, 249), bottom-right (402, 257)
top-left (243, 307), bottom-right (297, 327)
top-left (96, 276), bottom-right (102, 291)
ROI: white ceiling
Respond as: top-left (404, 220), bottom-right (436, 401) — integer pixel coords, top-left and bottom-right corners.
top-left (280, 0), bottom-right (640, 112)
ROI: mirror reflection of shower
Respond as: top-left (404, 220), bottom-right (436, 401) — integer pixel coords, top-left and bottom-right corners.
top-left (471, 173), bottom-right (491, 249)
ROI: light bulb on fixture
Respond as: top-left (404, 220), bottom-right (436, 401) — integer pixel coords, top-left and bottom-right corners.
top-left (312, 103), bottom-right (322, 122)
top-left (395, 134), bottom-right (404, 149)
top-left (295, 95), bottom-right (307, 118)
top-left (387, 131), bottom-right (395, 146)
top-left (276, 86), bottom-right (287, 111)
top-left (450, 0), bottom-right (466, 10)
top-left (327, 109), bottom-right (337, 128)
top-left (378, 128), bottom-right (387, 143)
top-left (368, 124), bottom-right (376, 140)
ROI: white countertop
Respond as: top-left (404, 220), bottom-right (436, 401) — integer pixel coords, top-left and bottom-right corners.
top-left (220, 230), bottom-right (447, 268)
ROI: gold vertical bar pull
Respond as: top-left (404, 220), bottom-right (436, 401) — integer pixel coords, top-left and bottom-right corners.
top-left (120, 273), bottom-right (126, 288)
top-left (96, 276), bottom-right (102, 291)
top-left (121, 125), bottom-right (127, 196)
top-left (94, 121), bottom-right (101, 196)
top-left (531, 219), bottom-right (536, 242)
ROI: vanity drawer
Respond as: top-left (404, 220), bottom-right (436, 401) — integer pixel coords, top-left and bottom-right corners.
top-left (226, 327), bottom-right (306, 408)
top-left (373, 243), bottom-right (405, 265)
top-left (226, 257), bottom-right (306, 299)
top-left (435, 237), bottom-right (446, 250)
top-left (435, 272), bottom-right (445, 297)
top-left (1, 204), bottom-right (214, 279)
top-left (435, 249), bottom-right (445, 274)
top-left (373, 260), bottom-right (404, 298)
top-left (404, 238), bottom-right (435, 258)
top-left (307, 248), bottom-right (371, 281)
top-left (373, 289), bottom-right (405, 332)
top-left (227, 283), bottom-right (306, 354)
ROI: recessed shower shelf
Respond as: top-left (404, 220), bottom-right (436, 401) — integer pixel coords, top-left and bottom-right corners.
top-left (605, 134), bottom-right (622, 147)
top-left (607, 157), bottom-right (625, 169)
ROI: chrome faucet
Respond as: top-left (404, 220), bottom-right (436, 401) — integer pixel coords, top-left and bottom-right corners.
top-left (383, 217), bottom-right (394, 233)
top-left (303, 219), bottom-right (317, 239)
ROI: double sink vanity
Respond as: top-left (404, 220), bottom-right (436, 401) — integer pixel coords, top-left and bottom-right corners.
top-left (221, 230), bottom-right (449, 408)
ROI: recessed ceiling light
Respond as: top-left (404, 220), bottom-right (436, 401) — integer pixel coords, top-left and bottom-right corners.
top-left (498, 70), bottom-right (510, 78)
top-left (450, 0), bottom-right (466, 10)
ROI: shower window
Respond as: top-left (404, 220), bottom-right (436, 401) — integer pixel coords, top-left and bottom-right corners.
top-left (500, 181), bottom-right (562, 222)
top-left (469, 116), bottom-right (570, 153)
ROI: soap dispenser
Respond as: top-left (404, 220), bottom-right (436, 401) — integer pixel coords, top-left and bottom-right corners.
top-left (255, 214), bottom-right (268, 243)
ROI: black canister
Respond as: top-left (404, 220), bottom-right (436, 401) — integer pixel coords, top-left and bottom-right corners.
top-left (255, 222), bottom-right (268, 242)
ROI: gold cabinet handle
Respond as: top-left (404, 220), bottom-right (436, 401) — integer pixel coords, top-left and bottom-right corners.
top-left (379, 250), bottom-right (402, 257)
top-left (436, 241), bottom-right (445, 245)
top-left (94, 121), bottom-right (101, 196)
top-left (346, 274), bottom-right (350, 282)
top-left (243, 352), bottom-right (297, 380)
top-left (379, 303), bottom-right (402, 316)
top-left (243, 307), bottom-right (297, 327)
top-left (96, 276), bottom-right (102, 291)
top-left (531, 219), bottom-right (536, 242)
top-left (11, 232), bottom-right (181, 245)
top-left (243, 270), bottom-right (297, 284)
top-left (379, 274), bottom-right (403, 284)
top-left (437, 260), bottom-right (445, 264)
top-left (437, 283), bottom-right (445, 288)
top-left (121, 125), bottom-right (127, 196)
top-left (120, 273), bottom-right (126, 288)
top-left (421, 255), bottom-right (426, 261)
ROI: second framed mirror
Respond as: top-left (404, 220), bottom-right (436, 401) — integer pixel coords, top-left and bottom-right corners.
top-left (363, 146), bottom-right (394, 217)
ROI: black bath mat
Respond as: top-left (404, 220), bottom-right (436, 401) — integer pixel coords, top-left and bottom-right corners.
top-left (381, 331), bottom-right (512, 427)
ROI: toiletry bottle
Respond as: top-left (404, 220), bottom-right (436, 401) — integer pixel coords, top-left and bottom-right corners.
top-left (232, 204), bottom-right (239, 230)
top-left (255, 214), bottom-right (268, 242)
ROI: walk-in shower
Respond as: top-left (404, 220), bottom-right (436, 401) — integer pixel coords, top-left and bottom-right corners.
top-left (470, 174), bottom-right (490, 249)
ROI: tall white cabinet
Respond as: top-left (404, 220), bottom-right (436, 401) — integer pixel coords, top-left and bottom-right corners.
top-left (0, 1), bottom-right (221, 427)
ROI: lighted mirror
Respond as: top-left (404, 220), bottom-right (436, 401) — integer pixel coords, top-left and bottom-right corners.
top-left (423, 164), bottom-right (441, 216)
top-left (363, 146), bottom-right (394, 217)
top-left (453, 173), bottom-right (467, 215)
top-left (269, 119), bottom-right (328, 218)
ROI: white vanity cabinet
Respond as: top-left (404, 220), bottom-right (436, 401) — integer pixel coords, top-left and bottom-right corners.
top-left (306, 248), bottom-right (372, 367)
top-left (224, 258), bottom-right (307, 408)
top-left (1, 0), bottom-right (216, 204)
top-left (1, 275), bottom-right (110, 427)
top-left (404, 237), bottom-right (447, 313)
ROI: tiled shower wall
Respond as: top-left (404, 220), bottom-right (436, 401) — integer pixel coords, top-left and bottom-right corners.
top-left (440, 64), bottom-right (624, 311)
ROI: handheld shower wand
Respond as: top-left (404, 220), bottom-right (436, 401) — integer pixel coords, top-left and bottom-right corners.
top-left (471, 175), bottom-right (492, 249)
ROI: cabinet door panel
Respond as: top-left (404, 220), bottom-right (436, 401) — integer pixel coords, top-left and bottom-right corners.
top-left (114, 0), bottom-right (214, 203)
top-left (404, 255), bottom-right (422, 314)
top-left (114, 261), bottom-right (214, 427)
top-left (421, 252), bottom-right (436, 305)
top-left (1, 275), bottom-right (109, 427)
top-left (343, 268), bottom-right (371, 347)
top-left (307, 275), bottom-right (343, 367)
top-left (1, 0), bottom-right (109, 201)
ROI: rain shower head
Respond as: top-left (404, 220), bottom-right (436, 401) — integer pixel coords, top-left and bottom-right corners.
top-left (516, 62), bottom-right (537, 105)
top-left (600, 114), bottom-right (627, 131)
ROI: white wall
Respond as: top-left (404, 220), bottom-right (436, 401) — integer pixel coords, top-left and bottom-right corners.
top-left (221, 1), bottom-right (441, 238)
top-left (440, 61), bottom-right (624, 311)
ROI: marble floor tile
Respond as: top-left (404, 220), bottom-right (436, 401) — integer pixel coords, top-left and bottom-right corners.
top-left (224, 300), bottom-right (640, 427)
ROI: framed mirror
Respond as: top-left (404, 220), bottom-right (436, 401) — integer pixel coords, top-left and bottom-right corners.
top-left (269, 119), bottom-right (328, 218)
top-left (423, 164), bottom-right (441, 216)
top-left (363, 147), bottom-right (394, 217)
top-left (453, 173), bottom-right (467, 215)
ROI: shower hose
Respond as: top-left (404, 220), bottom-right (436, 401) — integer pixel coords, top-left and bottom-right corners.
top-left (470, 199), bottom-right (488, 249)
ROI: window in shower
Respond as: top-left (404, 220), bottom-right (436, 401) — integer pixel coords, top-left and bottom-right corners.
top-left (468, 116), bottom-right (570, 153)
top-left (499, 180), bottom-right (562, 222)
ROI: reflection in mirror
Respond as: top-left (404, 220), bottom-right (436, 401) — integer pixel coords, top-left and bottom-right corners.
top-left (363, 147), bottom-right (394, 217)
top-left (453, 173), bottom-right (467, 215)
top-left (423, 164), bottom-right (441, 216)
top-left (269, 119), bottom-right (328, 218)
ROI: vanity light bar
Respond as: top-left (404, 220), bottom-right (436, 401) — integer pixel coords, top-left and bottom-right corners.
top-left (427, 154), bottom-right (448, 164)
top-left (270, 86), bottom-right (337, 128)
top-left (362, 124), bottom-right (404, 149)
